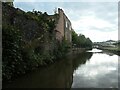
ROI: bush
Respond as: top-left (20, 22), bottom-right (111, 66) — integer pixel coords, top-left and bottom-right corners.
top-left (72, 31), bottom-right (93, 49)
top-left (2, 25), bottom-right (23, 80)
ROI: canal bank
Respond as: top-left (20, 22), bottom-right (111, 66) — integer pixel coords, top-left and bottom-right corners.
top-left (96, 47), bottom-right (120, 56)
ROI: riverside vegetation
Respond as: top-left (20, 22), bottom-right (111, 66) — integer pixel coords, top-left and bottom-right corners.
top-left (2, 3), bottom-right (93, 82)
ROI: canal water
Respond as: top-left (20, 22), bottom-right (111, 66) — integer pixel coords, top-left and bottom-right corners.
top-left (4, 49), bottom-right (118, 88)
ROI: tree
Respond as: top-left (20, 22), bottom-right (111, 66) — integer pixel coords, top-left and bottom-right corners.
top-left (72, 31), bottom-right (78, 46)
top-left (72, 31), bottom-right (93, 49)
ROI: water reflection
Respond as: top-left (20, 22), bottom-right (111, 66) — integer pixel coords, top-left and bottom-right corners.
top-left (87, 49), bottom-right (102, 53)
top-left (72, 52), bottom-right (93, 70)
top-left (72, 51), bottom-right (118, 88)
top-left (3, 49), bottom-right (118, 88)
top-left (4, 57), bottom-right (73, 88)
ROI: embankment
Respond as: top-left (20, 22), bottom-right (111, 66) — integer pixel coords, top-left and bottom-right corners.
top-left (97, 47), bottom-right (120, 56)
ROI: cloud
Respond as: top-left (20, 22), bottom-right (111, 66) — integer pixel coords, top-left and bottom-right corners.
top-left (63, 2), bottom-right (118, 42)
top-left (71, 15), bottom-right (117, 32)
top-left (79, 30), bottom-right (118, 42)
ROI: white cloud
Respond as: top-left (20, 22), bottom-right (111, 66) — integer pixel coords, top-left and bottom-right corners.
top-left (66, 4), bottom-right (118, 42)
top-left (71, 15), bottom-right (117, 32)
top-left (79, 30), bottom-right (118, 42)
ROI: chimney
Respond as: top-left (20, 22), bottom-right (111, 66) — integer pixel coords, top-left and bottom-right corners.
top-left (58, 8), bottom-right (64, 14)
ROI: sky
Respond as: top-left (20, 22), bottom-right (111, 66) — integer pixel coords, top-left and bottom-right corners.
top-left (13, 0), bottom-right (118, 42)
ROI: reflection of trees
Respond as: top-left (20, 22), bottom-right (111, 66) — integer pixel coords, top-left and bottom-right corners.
top-left (4, 56), bottom-right (74, 88)
top-left (72, 52), bottom-right (93, 70)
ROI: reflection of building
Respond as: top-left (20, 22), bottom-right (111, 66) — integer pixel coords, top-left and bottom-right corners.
top-left (55, 8), bottom-right (72, 43)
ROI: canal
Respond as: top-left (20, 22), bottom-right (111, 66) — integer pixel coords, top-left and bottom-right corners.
top-left (3, 49), bottom-right (119, 88)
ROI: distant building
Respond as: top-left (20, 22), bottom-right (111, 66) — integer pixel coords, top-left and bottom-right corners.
top-left (106, 40), bottom-right (116, 45)
top-left (55, 8), bottom-right (72, 43)
top-left (94, 40), bottom-right (117, 48)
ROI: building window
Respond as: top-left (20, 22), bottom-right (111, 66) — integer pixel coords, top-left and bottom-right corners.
top-left (69, 26), bottom-right (71, 30)
top-left (66, 21), bottom-right (68, 28)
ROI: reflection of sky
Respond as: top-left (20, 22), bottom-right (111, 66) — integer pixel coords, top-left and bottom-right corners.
top-left (87, 49), bottom-right (102, 52)
top-left (72, 51), bottom-right (118, 88)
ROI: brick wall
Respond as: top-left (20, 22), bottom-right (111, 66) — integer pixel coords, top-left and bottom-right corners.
top-left (55, 8), bottom-right (72, 43)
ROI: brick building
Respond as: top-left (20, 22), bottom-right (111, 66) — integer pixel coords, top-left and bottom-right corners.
top-left (55, 8), bottom-right (72, 43)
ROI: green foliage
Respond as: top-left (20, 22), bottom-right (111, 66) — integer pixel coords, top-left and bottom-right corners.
top-left (2, 24), bottom-right (56, 81)
top-left (26, 10), bottom-right (56, 37)
top-left (53, 39), bottom-right (70, 59)
top-left (4, 2), bottom-right (14, 7)
top-left (2, 6), bottom-right (66, 82)
top-left (2, 25), bottom-right (23, 80)
top-left (72, 31), bottom-right (78, 45)
top-left (72, 31), bottom-right (93, 49)
top-left (59, 39), bottom-right (69, 53)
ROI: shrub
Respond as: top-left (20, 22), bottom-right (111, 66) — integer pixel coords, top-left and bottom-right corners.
top-left (2, 25), bottom-right (23, 81)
